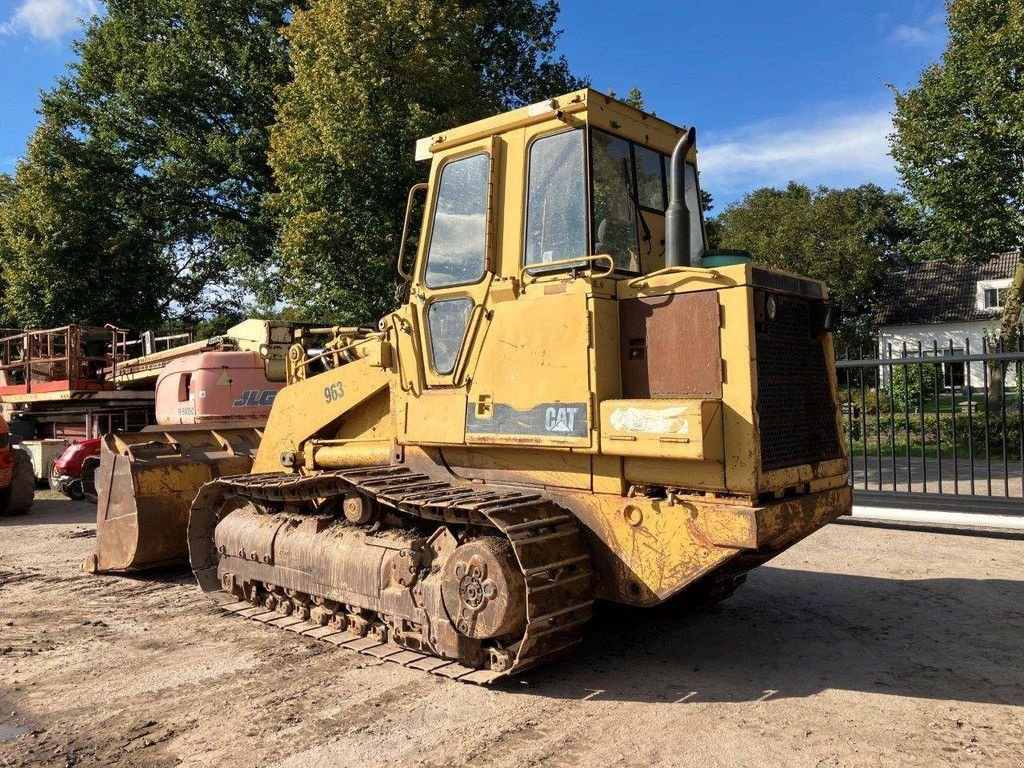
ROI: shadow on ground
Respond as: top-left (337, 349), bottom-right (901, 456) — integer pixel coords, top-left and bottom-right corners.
top-left (517, 566), bottom-right (1024, 707)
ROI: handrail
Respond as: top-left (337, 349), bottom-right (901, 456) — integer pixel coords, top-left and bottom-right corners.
top-left (306, 326), bottom-right (372, 336)
top-left (397, 183), bottom-right (428, 281)
top-left (627, 265), bottom-right (720, 289)
top-left (518, 254), bottom-right (615, 285)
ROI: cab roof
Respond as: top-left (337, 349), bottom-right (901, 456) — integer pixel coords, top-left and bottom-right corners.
top-left (416, 88), bottom-right (689, 160)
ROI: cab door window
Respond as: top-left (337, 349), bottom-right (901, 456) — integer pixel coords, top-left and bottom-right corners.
top-left (424, 153), bottom-right (490, 288)
top-left (633, 144), bottom-right (666, 211)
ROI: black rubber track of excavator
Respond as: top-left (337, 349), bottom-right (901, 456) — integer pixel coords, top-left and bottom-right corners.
top-left (188, 466), bottom-right (595, 684)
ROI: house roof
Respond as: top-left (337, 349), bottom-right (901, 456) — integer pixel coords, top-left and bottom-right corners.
top-left (873, 252), bottom-right (1020, 327)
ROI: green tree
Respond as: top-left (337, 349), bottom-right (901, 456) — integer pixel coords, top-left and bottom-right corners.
top-left (0, 174), bottom-right (17, 329)
top-left (0, 125), bottom-right (171, 328)
top-left (268, 0), bottom-right (583, 323)
top-left (701, 190), bottom-right (720, 248)
top-left (606, 86), bottom-right (647, 111)
top-left (624, 87), bottom-right (645, 110)
top-left (890, 0), bottom-right (1023, 270)
top-left (0, 0), bottom-right (296, 328)
top-left (712, 182), bottom-right (919, 350)
top-left (891, 363), bottom-right (940, 412)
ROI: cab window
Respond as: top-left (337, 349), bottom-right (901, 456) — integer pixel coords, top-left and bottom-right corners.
top-left (591, 132), bottom-right (706, 271)
top-left (634, 144), bottom-right (666, 211)
top-left (524, 129), bottom-right (587, 267)
top-left (424, 153), bottom-right (490, 288)
top-left (427, 298), bottom-right (473, 374)
top-left (684, 163), bottom-right (705, 264)
top-left (590, 130), bottom-right (640, 272)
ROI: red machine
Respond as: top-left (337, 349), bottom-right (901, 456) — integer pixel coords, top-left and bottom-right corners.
top-left (0, 324), bottom-right (187, 483)
top-left (9, 321), bottom-right (298, 505)
top-left (50, 438), bottom-right (102, 500)
top-left (153, 350), bottom-right (284, 425)
top-left (0, 415), bottom-right (34, 515)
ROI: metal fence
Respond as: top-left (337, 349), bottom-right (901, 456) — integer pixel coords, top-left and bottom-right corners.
top-left (836, 338), bottom-right (1024, 508)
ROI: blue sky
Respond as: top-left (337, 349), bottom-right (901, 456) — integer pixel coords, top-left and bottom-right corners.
top-left (0, 0), bottom-right (948, 209)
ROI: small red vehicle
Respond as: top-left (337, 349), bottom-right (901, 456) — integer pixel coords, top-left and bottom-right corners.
top-left (50, 438), bottom-right (101, 501)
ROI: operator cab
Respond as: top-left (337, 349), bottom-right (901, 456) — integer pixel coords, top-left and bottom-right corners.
top-left (398, 89), bottom-right (713, 388)
top-left (524, 122), bottom-right (707, 276)
top-left (402, 88), bottom-right (709, 290)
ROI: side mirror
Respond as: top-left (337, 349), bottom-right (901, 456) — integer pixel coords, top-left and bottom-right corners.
top-left (397, 183), bottom-right (429, 282)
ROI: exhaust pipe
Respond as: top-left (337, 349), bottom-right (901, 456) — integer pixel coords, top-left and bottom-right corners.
top-left (665, 127), bottom-right (697, 268)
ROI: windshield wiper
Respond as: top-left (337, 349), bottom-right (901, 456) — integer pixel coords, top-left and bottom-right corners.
top-left (621, 158), bottom-right (651, 244)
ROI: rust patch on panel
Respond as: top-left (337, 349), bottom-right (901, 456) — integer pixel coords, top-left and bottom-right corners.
top-left (620, 291), bottom-right (722, 399)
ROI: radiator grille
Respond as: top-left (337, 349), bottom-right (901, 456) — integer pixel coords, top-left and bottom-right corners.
top-left (755, 293), bottom-right (842, 472)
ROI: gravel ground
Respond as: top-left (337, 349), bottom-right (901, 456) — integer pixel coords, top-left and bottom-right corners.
top-left (1, 491), bottom-right (1022, 767)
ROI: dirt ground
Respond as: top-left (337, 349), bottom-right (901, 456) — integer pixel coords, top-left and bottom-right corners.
top-left (1, 492), bottom-right (1021, 768)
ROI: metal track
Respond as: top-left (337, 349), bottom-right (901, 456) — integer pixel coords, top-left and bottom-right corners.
top-left (188, 466), bottom-right (594, 684)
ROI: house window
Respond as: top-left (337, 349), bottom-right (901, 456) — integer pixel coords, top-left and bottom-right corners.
top-left (984, 287), bottom-right (1008, 309)
top-left (942, 348), bottom-right (965, 389)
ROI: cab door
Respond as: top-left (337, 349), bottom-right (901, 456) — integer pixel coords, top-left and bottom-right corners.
top-left (402, 137), bottom-right (499, 444)
top-left (414, 138), bottom-right (498, 386)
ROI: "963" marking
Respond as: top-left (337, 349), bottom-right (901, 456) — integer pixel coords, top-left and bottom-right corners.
top-left (324, 382), bottom-right (345, 403)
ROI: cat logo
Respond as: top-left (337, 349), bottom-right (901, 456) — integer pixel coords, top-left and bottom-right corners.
top-left (545, 406), bottom-right (579, 433)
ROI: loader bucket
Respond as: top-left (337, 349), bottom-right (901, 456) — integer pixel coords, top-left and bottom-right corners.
top-left (85, 426), bottom-right (263, 573)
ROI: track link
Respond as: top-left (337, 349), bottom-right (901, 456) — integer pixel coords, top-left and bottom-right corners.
top-left (188, 466), bottom-right (594, 684)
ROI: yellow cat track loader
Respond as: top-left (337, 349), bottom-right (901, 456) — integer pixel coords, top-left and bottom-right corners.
top-left (188, 89), bottom-right (852, 684)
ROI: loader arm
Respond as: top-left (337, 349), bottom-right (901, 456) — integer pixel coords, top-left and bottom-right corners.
top-left (251, 346), bottom-right (393, 475)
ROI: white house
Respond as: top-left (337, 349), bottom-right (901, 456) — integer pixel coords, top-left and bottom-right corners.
top-left (874, 252), bottom-right (1020, 388)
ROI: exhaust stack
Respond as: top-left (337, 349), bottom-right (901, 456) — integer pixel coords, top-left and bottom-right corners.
top-left (665, 127), bottom-right (697, 268)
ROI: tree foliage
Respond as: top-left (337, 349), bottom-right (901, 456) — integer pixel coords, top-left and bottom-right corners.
top-left (0, 174), bottom-right (18, 329)
top-left (890, 0), bottom-right (1024, 263)
top-left (607, 86), bottom-right (647, 111)
top-left (0, 124), bottom-right (169, 328)
top-left (712, 182), bottom-right (919, 349)
top-left (0, 0), bottom-right (296, 329)
top-left (268, 0), bottom-right (583, 323)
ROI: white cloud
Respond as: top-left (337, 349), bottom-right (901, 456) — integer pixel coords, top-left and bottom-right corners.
top-left (887, 12), bottom-right (946, 48)
top-left (890, 25), bottom-right (931, 45)
top-left (1, 0), bottom-right (100, 41)
top-left (699, 109), bottom-right (898, 204)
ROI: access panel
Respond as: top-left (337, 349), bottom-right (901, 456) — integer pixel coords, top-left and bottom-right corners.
top-left (619, 291), bottom-right (722, 399)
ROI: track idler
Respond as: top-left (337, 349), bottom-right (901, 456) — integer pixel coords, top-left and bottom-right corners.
top-left (442, 539), bottom-right (525, 640)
